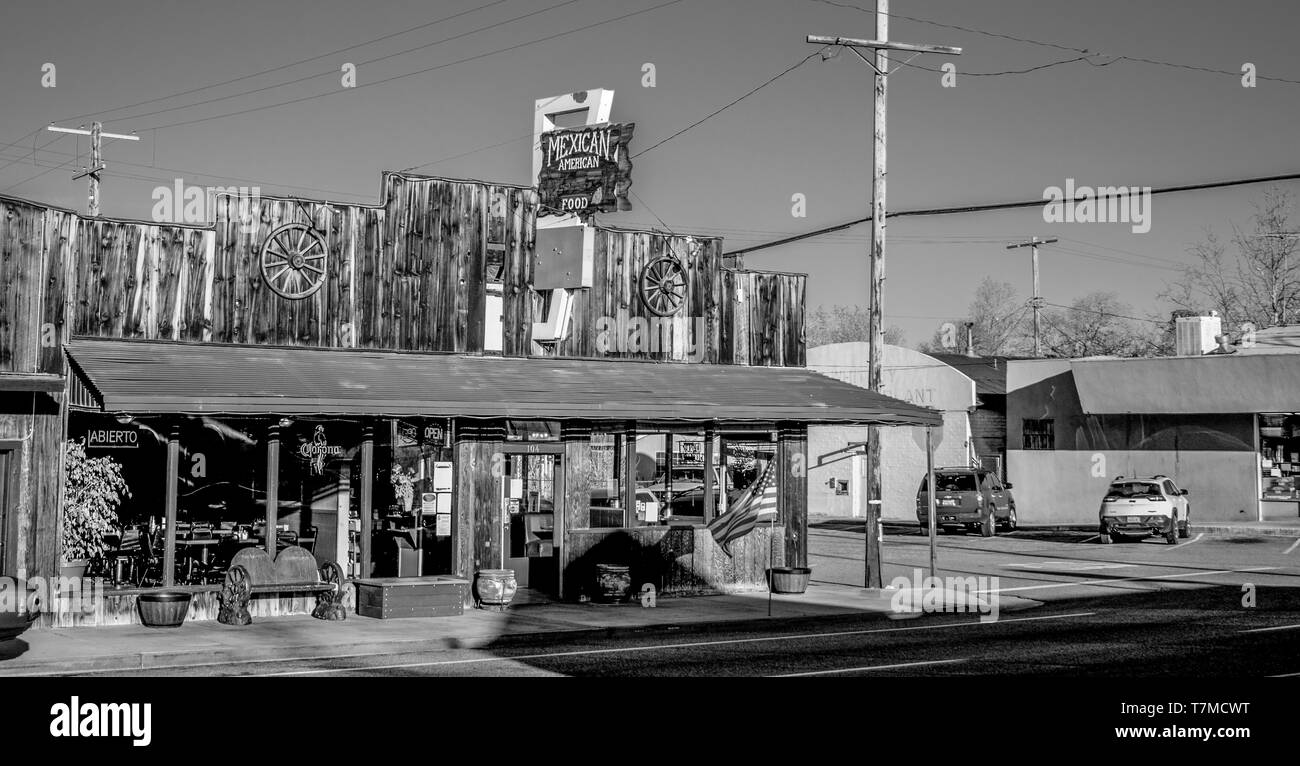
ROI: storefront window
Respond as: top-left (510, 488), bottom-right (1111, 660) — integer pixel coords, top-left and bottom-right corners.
top-left (371, 418), bottom-right (454, 578)
top-left (723, 435), bottom-right (777, 519)
top-left (277, 418), bottom-right (362, 569)
top-left (584, 431), bottom-right (624, 528)
top-left (1259, 414), bottom-right (1300, 500)
top-left (66, 413), bottom-right (168, 586)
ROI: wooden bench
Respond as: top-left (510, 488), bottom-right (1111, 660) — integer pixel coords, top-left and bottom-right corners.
top-left (217, 545), bottom-right (345, 626)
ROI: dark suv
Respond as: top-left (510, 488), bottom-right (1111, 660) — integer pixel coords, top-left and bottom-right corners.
top-left (916, 468), bottom-right (1017, 537)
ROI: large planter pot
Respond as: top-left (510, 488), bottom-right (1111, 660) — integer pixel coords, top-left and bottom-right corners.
top-left (594, 564), bottom-right (632, 603)
top-left (473, 569), bottom-right (517, 611)
top-left (137, 591), bottom-right (192, 628)
top-left (59, 560), bottom-right (88, 581)
top-left (0, 583), bottom-right (39, 642)
top-left (769, 567), bottom-right (812, 595)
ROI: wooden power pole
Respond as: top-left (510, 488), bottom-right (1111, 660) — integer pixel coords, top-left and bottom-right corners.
top-left (47, 122), bottom-right (140, 217)
top-left (808, 2), bottom-right (960, 590)
top-left (1006, 236), bottom-right (1057, 356)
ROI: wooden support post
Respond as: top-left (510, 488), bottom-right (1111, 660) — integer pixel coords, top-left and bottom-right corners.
top-left (360, 425), bottom-right (374, 578)
top-left (265, 424), bottom-right (280, 555)
top-left (623, 425), bottom-right (637, 527)
top-left (927, 426), bottom-right (937, 578)
top-left (163, 424), bottom-right (179, 587)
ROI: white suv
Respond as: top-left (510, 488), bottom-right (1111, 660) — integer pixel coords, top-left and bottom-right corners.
top-left (1098, 476), bottom-right (1190, 545)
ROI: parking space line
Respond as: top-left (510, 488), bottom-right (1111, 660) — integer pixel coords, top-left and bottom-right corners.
top-left (1240, 624), bottom-right (1300, 634)
top-left (979, 566), bottom-right (1279, 594)
top-left (1164, 532), bottom-right (1205, 550)
top-left (771, 658), bottom-right (967, 677)
top-left (1284, 538), bottom-right (1300, 555)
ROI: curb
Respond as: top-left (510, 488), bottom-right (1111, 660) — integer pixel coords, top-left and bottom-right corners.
top-left (1190, 524), bottom-right (1300, 538)
top-left (0, 595), bottom-right (1042, 676)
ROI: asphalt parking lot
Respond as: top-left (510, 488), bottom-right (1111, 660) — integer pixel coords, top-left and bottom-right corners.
top-left (810, 519), bottom-right (1300, 606)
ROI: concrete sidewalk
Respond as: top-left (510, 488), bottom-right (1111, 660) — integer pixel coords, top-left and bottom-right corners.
top-left (0, 581), bottom-right (1041, 675)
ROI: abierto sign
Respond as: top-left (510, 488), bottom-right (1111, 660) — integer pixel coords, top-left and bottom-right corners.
top-left (537, 122), bottom-right (634, 216)
top-left (85, 429), bottom-right (139, 449)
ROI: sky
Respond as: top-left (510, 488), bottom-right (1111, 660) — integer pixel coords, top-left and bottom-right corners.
top-left (2, 0), bottom-right (1298, 347)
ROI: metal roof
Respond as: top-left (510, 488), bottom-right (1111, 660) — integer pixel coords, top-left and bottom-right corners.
top-left (1069, 353), bottom-right (1300, 414)
top-left (927, 354), bottom-right (1019, 395)
top-left (64, 338), bottom-right (942, 426)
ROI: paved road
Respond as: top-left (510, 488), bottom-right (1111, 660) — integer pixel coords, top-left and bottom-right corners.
top-left (106, 523), bottom-right (1300, 677)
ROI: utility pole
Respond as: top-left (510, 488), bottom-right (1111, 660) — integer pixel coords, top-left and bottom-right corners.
top-left (808, 3), bottom-right (960, 590)
top-left (1006, 236), bottom-right (1057, 356)
top-left (47, 122), bottom-right (140, 217)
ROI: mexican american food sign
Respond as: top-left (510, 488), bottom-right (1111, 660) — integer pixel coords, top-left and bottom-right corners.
top-left (537, 122), bottom-right (635, 216)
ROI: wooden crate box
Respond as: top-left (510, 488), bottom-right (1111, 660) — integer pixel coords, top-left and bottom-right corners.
top-left (354, 576), bottom-right (469, 619)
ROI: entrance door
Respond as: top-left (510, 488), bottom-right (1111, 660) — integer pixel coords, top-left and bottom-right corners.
top-left (501, 452), bottom-right (561, 595)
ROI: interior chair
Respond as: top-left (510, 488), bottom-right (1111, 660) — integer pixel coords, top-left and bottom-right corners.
top-left (135, 530), bottom-right (164, 587)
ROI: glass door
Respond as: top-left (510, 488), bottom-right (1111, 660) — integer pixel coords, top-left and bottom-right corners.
top-left (502, 452), bottom-right (560, 595)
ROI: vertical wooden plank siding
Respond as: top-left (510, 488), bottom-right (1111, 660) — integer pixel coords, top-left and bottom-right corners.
top-left (455, 439), bottom-right (500, 575)
top-left (779, 424), bottom-right (808, 568)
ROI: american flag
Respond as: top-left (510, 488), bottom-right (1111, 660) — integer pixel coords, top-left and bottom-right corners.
top-left (708, 458), bottom-right (779, 556)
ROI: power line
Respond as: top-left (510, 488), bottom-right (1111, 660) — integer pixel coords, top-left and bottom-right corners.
top-left (128, 0), bottom-right (686, 133)
top-left (725, 171), bottom-right (1300, 257)
top-left (631, 51), bottom-right (822, 159)
top-left (808, 0), bottom-right (1090, 55)
top-left (807, 0), bottom-right (1300, 85)
top-left (108, 0), bottom-right (587, 127)
top-left (1040, 300), bottom-right (1167, 326)
top-left (53, 0), bottom-right (514, 124)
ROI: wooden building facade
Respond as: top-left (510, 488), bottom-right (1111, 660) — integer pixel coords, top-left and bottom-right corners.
top-left (0, 171), bottom-right (937, 627)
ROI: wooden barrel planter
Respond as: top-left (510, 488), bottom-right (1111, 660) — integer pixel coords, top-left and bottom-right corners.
top-left (594, 564), bottom-right (632, 603)
top-left (769, 567), bottom-right (812, 595)
top-left (472, 569), bottom-right (518, 611)
top-left (137, 591), bottom-right (192, 628)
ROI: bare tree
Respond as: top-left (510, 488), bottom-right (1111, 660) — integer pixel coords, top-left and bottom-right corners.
top-left (919, 277), bottom-right (1031, 356)
top-left (806, 304), bottom-right (905, 347)
top-left (1161, 187), bottom-right (1300, 334)
top-left (1040, 292), bottom-right (1156, 357)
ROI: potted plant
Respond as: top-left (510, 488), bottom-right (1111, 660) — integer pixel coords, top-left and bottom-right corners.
top-left (391, 464), bottom-right (417, 514)
top-left (60, 440), bottom-right (129, 580)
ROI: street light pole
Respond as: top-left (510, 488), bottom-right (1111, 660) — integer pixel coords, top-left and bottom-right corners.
top-left (807, 4), bottom-right (961, 590)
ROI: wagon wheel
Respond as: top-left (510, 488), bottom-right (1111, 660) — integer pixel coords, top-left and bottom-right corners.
top-left (639, 255), bottom-right (688, 317)
top-left (260, 222), bottom-right (327, 300)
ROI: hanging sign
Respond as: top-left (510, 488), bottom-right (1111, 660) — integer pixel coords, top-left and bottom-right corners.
top-left (85, 428), bottom-right (139, 449)
top-left (505, 420), bottom-right (561, 442)
top-left (675, 441), bottom-right (704, 467)
top-left (537, 123), bottom-right (635, 216)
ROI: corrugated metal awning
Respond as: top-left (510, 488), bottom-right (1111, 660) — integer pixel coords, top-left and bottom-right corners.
top-left (1071, 354), bottom-right (1300, 414)
top-left (64, 338), bottom-right (942, 426)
